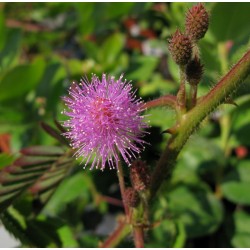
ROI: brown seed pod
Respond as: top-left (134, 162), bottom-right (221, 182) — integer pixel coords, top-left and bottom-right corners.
top-left (185, 3), bottom-right (209, 41)
top-left (124, 187), bottom-right (140, 208)
top-left (130, 160), bottom-right (150, 192)
top-left (186, 56), bottom-right (204, 85)
top-left (168, 30), bottom-right (192, 65)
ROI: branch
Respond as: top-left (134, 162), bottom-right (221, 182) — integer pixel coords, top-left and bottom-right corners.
top-left (99, 220), bottom-right (131, 248)
top-left (133, 226), bottom-right (144, 248)
top-left (144, 95), bottom-right (176, 110)
top-left (150, 49), bottom-right (250, 198)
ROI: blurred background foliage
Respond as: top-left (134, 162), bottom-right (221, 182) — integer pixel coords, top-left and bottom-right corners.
top-left (0, 2), bottom-right (250, 247)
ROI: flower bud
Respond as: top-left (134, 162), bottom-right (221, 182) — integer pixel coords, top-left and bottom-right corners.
top-left (186, 56), bottom-right (204, 85)
top-left (124, 187), bottom-right (140, 208)
top-left (130, 160), bottom-right (150, 192)
top-left (168, 30), bottom-right (192, 65)
top-left (185, 3), bottom-right (209, 41)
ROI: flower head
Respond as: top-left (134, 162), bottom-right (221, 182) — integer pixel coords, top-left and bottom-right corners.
top-left (62, 74), bottom-right (148, 170)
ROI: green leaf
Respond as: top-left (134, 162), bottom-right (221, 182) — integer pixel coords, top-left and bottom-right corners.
top-left (210, 3), bottom-right (250, 43)
top-left (25, 217), bottom-right (63, 247)
top-left (230, 96), bottom-right (250, 146)
top-left (104, 3), bottom-right (135, 19)
top-left (57, 225), bottom-right (78, 248)
top-left (0, 145), bottom-right (71, 213)
top-left (147, 219), bottom-right (179, 248)
top-left (0, 11), bottom-right (6, 50)
top-left (44, 172), bottom-right (90, 215)
top-left (145, 107), bottom-right (175, 132)
top-left (99, 33), bottom-right (125, 65)
top-left (40, 122), bottom-right (69, 146)
top-left (167, 56), bottom-right (179, 84)
top-left (167, 184), bottom-right (223, 238)
top-left (20, 146), bottom-right (65, 156)
top-left (173, 136), bottom-right (225, 184)
top-left (127, 56), bottom-right (159, 82)
top-left (0, 153), bottom-right (15, 169)
top-left (14, 156), bottom-right (58, 167)
top-left (221, 160), bottom-right (250, 205)
top-left (0, 210), bottom-right (33, 246)
top-left (173, 221), bottom-right (186, 248)
top-left (232, 210), bottom-right (250, 247)
top-left (76, 3), bottom-right (95, 36)
top-left (0, 29), bottom-right (22, 70)
top-left (0, 58), bottom-right (45, 101)
top-left (139, 74), bottom-right (176, 97)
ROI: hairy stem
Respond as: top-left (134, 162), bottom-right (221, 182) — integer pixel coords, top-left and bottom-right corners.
top-left (144, 95), bottom-right (176, 110)
top-left (100, 220), bottom-right (131, 248)
top-left (190, 84), bottom-right (198, 108)
top-left (131, 204), bottom-right (145, 248)
top-left (117, 161), bottom-right (129, 218)
top-left (150, 49), bottom-right (250, 198)
top-left (133, 226), bottom-right (144, 248)
top-left (176, 67), bottom-right (187, 116)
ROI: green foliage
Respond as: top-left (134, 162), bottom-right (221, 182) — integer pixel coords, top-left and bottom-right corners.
top-left (232, 210), bottom-right (250, 248)
top-left (0, 59), bottom-right (45, 101)
top-left (167, 184), bottom-right (223, 238)
top-left (210, 3), bottom-right (250, 43)
top-left (0, 2), bottom-right (249, 248)
top-left (222, 160), bottom-right (250, 205)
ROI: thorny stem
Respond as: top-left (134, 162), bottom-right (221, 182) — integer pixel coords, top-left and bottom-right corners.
top-left (150, 49), bottom-right (250, 199)
top-left (117, 160), bottom-right (130, 218)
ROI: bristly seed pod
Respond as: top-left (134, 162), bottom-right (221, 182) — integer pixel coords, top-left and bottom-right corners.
top-left (130, 160), bottom-right (150, 192)
top-left (185, 3), bottom-right (209, 41)
top-left (168, 30), bottom-right (192, 65)
top-left (186, 56), bottom-right (204, 85)
top-left (124, 187), bottom-right (140, 208)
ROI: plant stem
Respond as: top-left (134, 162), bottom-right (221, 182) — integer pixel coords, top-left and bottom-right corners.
top-left (192, 43), bottom-right (200, 58)
top-left (176, 66), bottom-right (187, 116)
top-left (144, 95), bottom-right (176, 110)
top-left (98, 195), bottom-right (123, 207)
top-left (190, 84), bottom-right (198, 109)
top-left (133, 226), bottom-right (144, 248)
top-left (100, 220), bottom-right (131, 248)
top-left (117, 160), bottom-right (129, 218)
top-left (150, 49), bottom-right (250, 198)
top-left (218, 42), bottom-right (229, 75)
top-left (131, 203), bottom-right (145, 248)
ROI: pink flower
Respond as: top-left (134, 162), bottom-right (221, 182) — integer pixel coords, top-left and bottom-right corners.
top-left (62, 74), bottom-right (148, 170)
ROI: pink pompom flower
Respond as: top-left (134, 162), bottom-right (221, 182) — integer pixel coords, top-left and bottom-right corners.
top-left (62, 74), bottom-right (149, 170)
